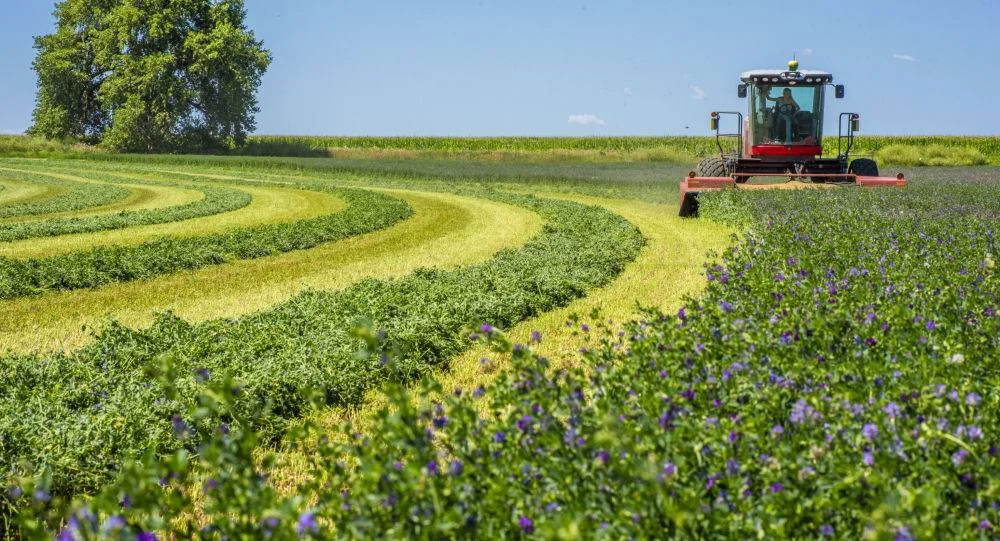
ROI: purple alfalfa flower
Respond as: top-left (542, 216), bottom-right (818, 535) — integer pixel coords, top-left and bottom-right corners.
top-left (862, 423), bottom-right (879, 440)
top-left (480, 323), bottom-right (494, 334)
top-left (473, 386), bottom-right (485, 398)
top-left (820, 524), bottom-right (834, 537)
top-left (771, 424), bottom-right (784, 437)
top-left (883, 402), bottom-right (901, 419)
top-left (595, 450), bottom-right (611, 465)
top-left (926, 320), bottom-right (937, 331)
top-left (677, 306), bottom-right (687, 321)
top-left (545, 502), bottom-right (559, 513)
top-left (202, 478), bottom-right (218, 493)
top-left (493, 431), bottom-right (507, 444)
top-left (966, 392), bottom-right (982, 406)
top-left (195, 367), bottom-right (211, 382)
top-left (862, 451), bottom-right (875, 466)
top-left (952, 449), bottom-right (970, 467)
top-left (968, 426), bottom-right (984, 440)
top-left (297, 512), bottom-right (318, 535)
top-left (449, 459), bottom-right (463, 476)
top-left (518, 515), bottom-right (535, 534)
top-left (136, 532), bottom-right (158, 541)
top-left (171, 415), bottom-right (189, 439)
top-left (705, 475), bottom-right (718, 491)
top-left (779, 332), bottom-right (793, 345)
top-left (33, 488), bottom-right (50, 502)
top-left (102, 515), bottom-right (126, 532)
top-left (517, 415), bottom-right (533, 432)
top-left (726, 459), bottom-right (739, 475)
top-left (432, 416), bottom-right (447, 429)
top-left (580, 323), bottom-right (590, 332)
top-left (426, 460), bottom-right (440, 475)
top-left (770, 482), bottom-right (783, 494)
top-left (530, 330), bottom-right (542, 344)
top-left (980, 520), bottom-right (993, 530)
top-left (728, 431), bottom-right (742, 444)
top-left (948, 390), bottom-right (960, 402)
top-left (775, 272), bottom-right (786, 282)
top-left (720, 300), bottom-right (734, 313)
top-left (864, 312), bottom-right (876, 324)
top-left (896, 526), bottom-right (914, 541)
top-left (663, 462), bottom-right (676, 477)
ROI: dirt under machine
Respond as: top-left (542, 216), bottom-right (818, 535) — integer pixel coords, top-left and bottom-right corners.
top-left (678, 60), bottom-right (906, 217)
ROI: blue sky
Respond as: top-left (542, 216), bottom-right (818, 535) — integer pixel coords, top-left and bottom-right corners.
top-left (1, 0), bottom-right (998, 136)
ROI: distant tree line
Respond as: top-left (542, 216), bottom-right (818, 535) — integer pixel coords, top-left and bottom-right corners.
top-left (29, 0), bottom-right (271, 152)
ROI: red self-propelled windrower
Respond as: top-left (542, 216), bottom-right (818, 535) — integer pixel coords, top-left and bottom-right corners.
top-left (678, 59), bottom-right (907, 217)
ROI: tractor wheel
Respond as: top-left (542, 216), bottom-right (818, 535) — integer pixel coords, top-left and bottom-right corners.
top-left (849, 158), bottom-right (879, 177)
top-left (696, 157), bottom-right (728, 178)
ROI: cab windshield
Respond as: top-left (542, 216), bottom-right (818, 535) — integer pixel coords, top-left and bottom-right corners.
top-left (750, 85), bottom-right (824, 146)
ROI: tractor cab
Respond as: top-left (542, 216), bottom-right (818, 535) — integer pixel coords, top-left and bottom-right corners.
top-left (678, 59), bottom-right (907, 217)
top-left (740, 64), bottom-right (834, 158)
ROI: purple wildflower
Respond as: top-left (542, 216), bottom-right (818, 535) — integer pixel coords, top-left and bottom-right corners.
top-left (136, 532), bottom-right (158, 541)
top-left (518, 515), bottom-right (535, 534)
top-left (297, 512), bottom-right (318, 535)
top-left (517, 415), bottom-right (533, 432)
top-left (449, 459), bottom-right (463, 476)
top-left (980, 520), bottom-right (992, 530)
top-left (820, 524), bottom-right (834, 537)
top-left (663, 462), bottom-right (676, 476)
top-left (530, 330), bottom-right (542, 343)
top-left (952, 449), bottom-right (969, 467)
top-left (677, 307), bottom-right (687, 321)
top-left (770, 482), bottom-right (783, 493)
top-left (862, 423), bottom-right (879, 440)
top-left (426, 460), bottom-right (440, 475)
top-left (771, 424), bottom-right (784, 437)
top-left (493, 431), bottom-right (507, 444)
top-left (480, 323), bottom-right (494, 334)
top-left (966, 392), bottom-right (982, 406)
top-left (862, 451), bottom-right (875, 466)
top-left (883, 402), bottom-right (901, 419)
top-left (720, 301), bottom-right (734, 313)
top-left (926, 320), bottom-right (936, 331)
top-left (968, 426), bottom-right (983, 440)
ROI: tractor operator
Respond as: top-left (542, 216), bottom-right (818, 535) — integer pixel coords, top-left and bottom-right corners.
top-left (765, 88), bottom-right (800, 114)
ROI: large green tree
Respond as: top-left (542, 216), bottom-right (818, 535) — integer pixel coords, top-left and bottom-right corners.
top-left (30, 0), bottom-right (271, 151)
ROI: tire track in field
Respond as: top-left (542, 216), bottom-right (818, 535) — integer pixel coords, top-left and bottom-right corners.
top-left (0, 183), bottom-right (345, 259)
top-left (0, 190), bottom-right (541, 353)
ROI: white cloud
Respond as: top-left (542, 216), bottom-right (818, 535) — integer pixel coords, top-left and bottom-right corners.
top-left (892, 53), bottom-right (916, 62)
top-left (802, 48), bottom-right (813, 56)
top-left (568, 114), bottom-right (606, 126)
top-left (690, 85), bottom-right (705, 101)
top-left (623, 87), bottom-right (633, 97)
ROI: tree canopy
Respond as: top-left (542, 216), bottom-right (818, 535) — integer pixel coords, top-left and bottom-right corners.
top-left (30, 0), bottom-right (271, 152)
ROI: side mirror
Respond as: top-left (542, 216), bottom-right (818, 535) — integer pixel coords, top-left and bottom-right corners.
top-left (851, 115), bottom-right (860, 131)
top-left (835, 85), bottom-right (845, 99)
top-left (737, 84), bottom-right (748, 98)
top-left (710, 114), bottom-right (719, 131)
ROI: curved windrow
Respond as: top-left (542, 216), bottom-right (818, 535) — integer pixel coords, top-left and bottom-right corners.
top-left (0, 168), bottom-right (253, 242)
top-left (0, 168), bottom-right (130, 219)
top-left (0, 191), bottom-right (644, 501)
top-left (0, 189), bottom-right (543, 353)
top-left (0, 180), bottom-right (412, 297)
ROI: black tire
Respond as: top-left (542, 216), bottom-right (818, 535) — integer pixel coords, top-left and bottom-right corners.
top-left (849, 158), bottom-right (879, 177)
top-left (696, 157), bottom-right (728, 178)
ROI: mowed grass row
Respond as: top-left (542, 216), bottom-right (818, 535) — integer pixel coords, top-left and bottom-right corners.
top-left (0, 192), bottom-right (643, 508)
top-left (0, 169), bottom-right (130, 219)
top-left (0, 167), bottom-right (253, 242)
top-left (0, 189), bottom-right (542, 353)
top-left (0, 163), bottom-right (414, 298)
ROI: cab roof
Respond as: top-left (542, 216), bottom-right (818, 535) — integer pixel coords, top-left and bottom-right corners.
top-left (740, 69), bottom-right (834, 84)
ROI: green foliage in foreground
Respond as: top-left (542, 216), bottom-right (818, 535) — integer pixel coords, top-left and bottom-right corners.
top-left (12, 178), bottom-right (1000, 539)
top-left (0, 194), bottom-right (643, 521)
top-left (30, 0), bottom-right (270, 151)
top-left (0, 172), bottom-right (252, 242)
top-left (0, 170), bottom-right (130, 220)
top-left (0, 183), bottom-right (410, 299)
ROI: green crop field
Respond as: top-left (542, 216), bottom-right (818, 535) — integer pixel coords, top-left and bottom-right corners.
top-left (2, 147), bottom-right (1000, 540)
